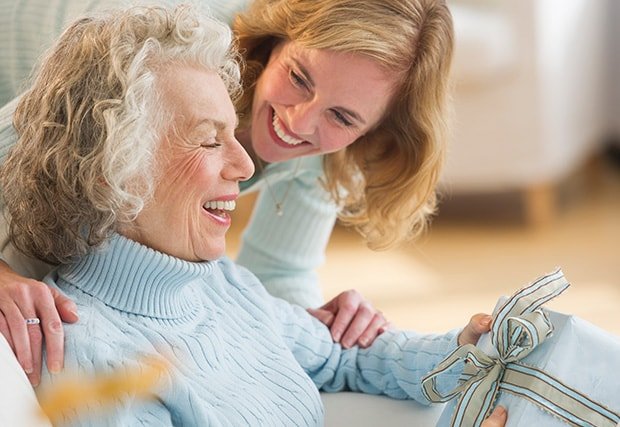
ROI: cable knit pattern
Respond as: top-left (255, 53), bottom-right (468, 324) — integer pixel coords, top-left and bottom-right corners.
top-left (0, 0), bottom-right (252, 106)
top-left (37, 234), bottom-right (459, 426)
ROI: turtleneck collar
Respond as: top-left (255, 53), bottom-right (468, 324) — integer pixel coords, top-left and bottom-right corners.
top-left (57, 234), bottom-right (214, 319)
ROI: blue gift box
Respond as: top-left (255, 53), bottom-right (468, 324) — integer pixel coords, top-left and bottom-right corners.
top-left (423, 269), bottom-right (620, 427)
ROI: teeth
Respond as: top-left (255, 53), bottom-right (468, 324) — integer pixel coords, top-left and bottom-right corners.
top-left (203, 200), bottom-right (236, 211)
top-left (272, 111), bottom-right (305, 145)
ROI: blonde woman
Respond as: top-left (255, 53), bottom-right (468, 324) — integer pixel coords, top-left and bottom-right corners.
top-left (0, 0), bottom-right (453, 386)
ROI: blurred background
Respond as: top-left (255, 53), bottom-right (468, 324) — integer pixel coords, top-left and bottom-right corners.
top-left (229, 0), bottom-right (619, 336)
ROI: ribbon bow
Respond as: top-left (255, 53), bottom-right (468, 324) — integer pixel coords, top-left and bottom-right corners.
top-left (422, 269), bottom-right (620, 427)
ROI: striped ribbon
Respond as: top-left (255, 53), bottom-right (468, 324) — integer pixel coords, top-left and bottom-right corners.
top-left (422, 269), bottom-right (620, 427)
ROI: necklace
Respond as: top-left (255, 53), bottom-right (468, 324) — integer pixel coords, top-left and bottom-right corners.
top-left (258, 158), bottom-right (302, 217)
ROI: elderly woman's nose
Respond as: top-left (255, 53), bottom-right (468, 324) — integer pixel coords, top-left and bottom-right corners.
top-left (225, 139), bottom-right (254, 181)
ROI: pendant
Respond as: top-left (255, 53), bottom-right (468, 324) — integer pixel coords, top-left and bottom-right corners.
top-left (276, 203), bottom-right (284, 216)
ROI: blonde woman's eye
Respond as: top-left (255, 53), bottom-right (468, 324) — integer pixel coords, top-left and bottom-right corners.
top-left (332, 110), bottom-right (353, 127)
top-left (290, 70), bottom-right (308, 89)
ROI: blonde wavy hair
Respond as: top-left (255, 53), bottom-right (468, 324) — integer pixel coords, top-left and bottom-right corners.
top-left (235, 0), bottom-right (453, 250)
top-left (0, 4), bottom-right (240, 265)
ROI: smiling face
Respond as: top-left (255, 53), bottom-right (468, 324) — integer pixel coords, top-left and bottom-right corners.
top-left (246, 40), bottom-right (398, 163)
top-left (123, 65), bottom-right (254, 262)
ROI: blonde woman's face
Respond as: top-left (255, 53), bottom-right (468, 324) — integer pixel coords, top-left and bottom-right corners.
top-left (248, 40), bottom-right (397, 163)
top-left (125, 66), bottom-right (254, 261)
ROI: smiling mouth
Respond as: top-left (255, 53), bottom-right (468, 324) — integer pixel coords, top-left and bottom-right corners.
top-left (203, 200), bottom-right (236, 219)
top-left (271, 110), bottom-right (305, 146)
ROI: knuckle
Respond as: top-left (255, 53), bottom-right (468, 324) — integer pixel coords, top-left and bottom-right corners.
top-left (340, 300), bottom-right (358, 312)
top-left (12, 284), bottom-right (31, 301)
top-left (46, 319), bottom-right (63, 334)
top-left (354, 303), bottom-right (373, 318)
top-left (350, 289), bottom-right (362, 299)
top-left (342, 289), bottom-right (359, 300)
top-left (13, 281), bottom-right (46, 303)
top-left (31, 282), bottom-right (53, 299)
top-left (360, 302), bottom-right (374, 313)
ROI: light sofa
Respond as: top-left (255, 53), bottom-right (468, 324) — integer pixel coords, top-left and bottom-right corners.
top-left (443, 0), bottom-right (612, 224)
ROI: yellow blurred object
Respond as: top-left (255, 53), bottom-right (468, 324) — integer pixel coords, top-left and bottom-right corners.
top-left (37, 357), bottom-right (168, 425)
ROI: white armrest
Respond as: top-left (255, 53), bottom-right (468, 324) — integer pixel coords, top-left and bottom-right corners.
top-left (0, 334), bottom-right (51, 427)
top-left (321, 392), bottom-right (444, 426)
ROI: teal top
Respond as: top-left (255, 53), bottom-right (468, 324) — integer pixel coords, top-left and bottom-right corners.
top-left (0, 0), bottom-right (336, 307)
top-left (38, 234), bottom-right (459, 426)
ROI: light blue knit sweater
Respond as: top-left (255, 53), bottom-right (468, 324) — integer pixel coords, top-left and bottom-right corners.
top-left (38, 234), bottom-right (459, 426)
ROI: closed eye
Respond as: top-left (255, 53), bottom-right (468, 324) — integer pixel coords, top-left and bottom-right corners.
top-left (201, 138), bottom-right (222, 148)
top-left (290, 70), bottom-right (309, 90)
top-left (331, 109), bottom-right (353, 127)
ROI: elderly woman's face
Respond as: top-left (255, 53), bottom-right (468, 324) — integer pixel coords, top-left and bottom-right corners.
top-left (248, 40), bottom-right (398, 163)
top-left (126, 65), bottom-right (254, 261)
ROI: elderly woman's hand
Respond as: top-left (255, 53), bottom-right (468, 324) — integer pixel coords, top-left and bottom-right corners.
top-left (0, 261), bottom-right (78, 385)
top-left (460, 316), bottom-right (509, 427)
top-left (307, 290), bottom-right (390, 348)
top-left (458, 313), bottom-right (493, 346)
top-left (481, 406), bottom-right (508, 426)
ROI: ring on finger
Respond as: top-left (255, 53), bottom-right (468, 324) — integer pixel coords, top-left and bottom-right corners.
top-left (25, 318), bottom-right (41, 325)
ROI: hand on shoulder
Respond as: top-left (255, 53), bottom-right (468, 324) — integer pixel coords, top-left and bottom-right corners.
top-left (0, 261), bottom-right (78, 385)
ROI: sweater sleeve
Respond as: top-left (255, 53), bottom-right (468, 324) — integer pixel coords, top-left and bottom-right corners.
top-left (270, 296), bottom-right (461, 404)
top-left (0, 0), bottom-right (251, 105)
top-left (236, 157), bottom-right (338, 308)
top-left (0, 96), bottom-right (17, 166)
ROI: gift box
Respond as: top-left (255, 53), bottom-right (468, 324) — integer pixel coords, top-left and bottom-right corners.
top-left (423, 269), bottom-right (620, 427)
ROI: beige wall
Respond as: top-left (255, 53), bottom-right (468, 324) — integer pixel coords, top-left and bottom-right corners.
top-left (610, 0), bottom-right (620, 139)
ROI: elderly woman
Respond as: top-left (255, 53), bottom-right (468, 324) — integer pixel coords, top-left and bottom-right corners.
top-left (0, 4), bottom-right (507, 426)
top-left (0, 0), bottom-right (456, 382)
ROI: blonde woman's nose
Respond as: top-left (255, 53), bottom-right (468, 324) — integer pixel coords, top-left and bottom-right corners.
top-left (285, 102), bottom-right (319, 138)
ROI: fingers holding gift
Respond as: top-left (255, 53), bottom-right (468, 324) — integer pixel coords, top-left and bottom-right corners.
top-left (482, 406), bottom-right (508, 427)
top-left (458, 313), bottom-right (493, 346)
